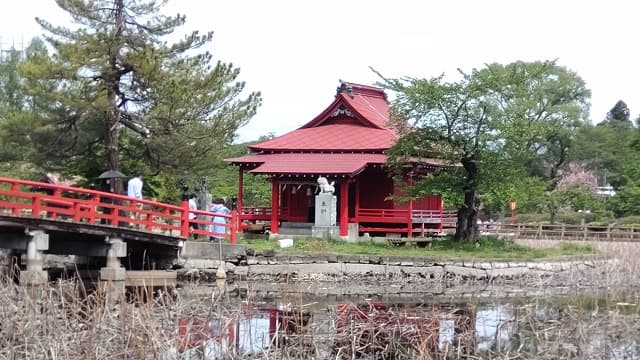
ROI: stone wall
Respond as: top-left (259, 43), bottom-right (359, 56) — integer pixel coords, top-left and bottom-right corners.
top-left (243, 253), bottom-right (610, 281)
top-left (177, 249), bottom-right (614, 285)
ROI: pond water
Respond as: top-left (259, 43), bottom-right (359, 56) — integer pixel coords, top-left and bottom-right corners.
top-left (175, 289), bottom-right (640, 359)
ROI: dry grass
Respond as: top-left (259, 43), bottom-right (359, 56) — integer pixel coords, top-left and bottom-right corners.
top-left (0, 246), bottom-right (639, 359)
top-left (0, 277), bottom-right (179, 359)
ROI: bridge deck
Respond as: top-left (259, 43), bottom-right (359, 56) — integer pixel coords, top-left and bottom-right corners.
top-left (0, 176), bottom-right (238, 244)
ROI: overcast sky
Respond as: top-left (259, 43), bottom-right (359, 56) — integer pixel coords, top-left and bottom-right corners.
top-left (1, 0), bottom-right (638, 142)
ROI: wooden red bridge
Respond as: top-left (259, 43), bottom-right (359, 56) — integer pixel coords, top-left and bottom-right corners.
top-left (0, 176), bottom-right (238, 242)
top-left (0, 176), bottom-right (238, 289)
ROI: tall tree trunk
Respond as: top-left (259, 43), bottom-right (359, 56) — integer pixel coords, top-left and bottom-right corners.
top-left (105, 0), bottom-right (125, 194)
top-left (455, 155), bottom-right (479, 241)
top-left (105, 108), bottom-right (121, 192)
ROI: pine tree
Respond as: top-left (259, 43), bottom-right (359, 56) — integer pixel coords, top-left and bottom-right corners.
top-left (605, 100), bottom-right (630, 122)
top-left (20, 0), bottom-right (261, 192)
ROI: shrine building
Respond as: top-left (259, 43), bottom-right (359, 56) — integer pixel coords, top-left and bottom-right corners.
top-left (227, 81), bottom-right (451, 240)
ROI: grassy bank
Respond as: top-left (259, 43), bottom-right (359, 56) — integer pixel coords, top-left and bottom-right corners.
top-left (238, 236), bottom-right (596, 259)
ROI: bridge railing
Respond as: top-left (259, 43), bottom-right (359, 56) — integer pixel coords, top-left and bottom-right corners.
top-left (0, 177), bottom-right (237, 243)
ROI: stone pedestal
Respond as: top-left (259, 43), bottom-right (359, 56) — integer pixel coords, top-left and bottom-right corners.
top-left (315, 194), bottom-right (336, 226)
top-left (19, 230), bottom-right (49, 287)
top-left (100, 268), bottom-right (126, 303)
top-left (345, 223), bottom-right (360, 243)
top-left (20, 270), bottom-right (49, 286)
top-left (99, 237), bottom-right (127, 303)
top-left (312, 225), bottom-right (340, 239)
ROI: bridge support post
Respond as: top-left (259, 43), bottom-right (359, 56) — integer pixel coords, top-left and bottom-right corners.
top-left (19, 230), bottom-right (49, 287)
top-left (99, 237), bottom-right (127, 303)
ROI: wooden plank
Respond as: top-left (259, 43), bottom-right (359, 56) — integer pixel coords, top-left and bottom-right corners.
top-left (126, 270), bottom-right (177, 287)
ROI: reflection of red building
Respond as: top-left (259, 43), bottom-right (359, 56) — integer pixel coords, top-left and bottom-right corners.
top-left (228, 81), bottom-right (452, 239)
top-left (177, 308), bottom-right (311, 354)
top-left (335, 302), bottom-right (441, 355)
top-left (177, 316), bottom-right (234, 353)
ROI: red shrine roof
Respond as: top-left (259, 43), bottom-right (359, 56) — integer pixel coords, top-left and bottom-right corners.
top-left (227, 81), bottom-right (405, 176)
top-left (226, 153), bottom-right (387, 177)
top-left (247, 124), bottom-right (395, 152)
top-left (248, 82), bottom-right (397, 152)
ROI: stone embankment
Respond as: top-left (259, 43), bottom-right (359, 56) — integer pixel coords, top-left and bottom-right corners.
top-left (177, 248), bottom-right (614, 285)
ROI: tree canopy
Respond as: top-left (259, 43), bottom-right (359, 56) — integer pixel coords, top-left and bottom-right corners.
top-left (14, 0), bottom-right (261, 193)
top-left (605, 100), bottom-right (631, 123)
top-left (378, 60), bottom-right (591, 240)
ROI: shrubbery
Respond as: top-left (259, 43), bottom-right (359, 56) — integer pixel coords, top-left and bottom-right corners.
top-left (515, 213), bottom-right (548, 224)
top-left (555, 211), bottom-right (594, 225)
top-left (611, 215), bottom-right (640, 227)
top-left (515, 212), bottom-right (640, 227)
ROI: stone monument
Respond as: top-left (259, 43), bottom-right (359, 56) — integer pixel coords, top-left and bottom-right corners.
top-left (193, 177), bottom-right (212, 230)
top-left (312, 177), bottom-right (339, 239)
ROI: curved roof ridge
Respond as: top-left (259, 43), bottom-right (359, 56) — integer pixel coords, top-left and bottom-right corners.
top-left (248, 123), bottom-right (397, 152)
top-left (351, 92), bottom-right (388, 128)
top-left (249, 81), bottom-right (393, 152)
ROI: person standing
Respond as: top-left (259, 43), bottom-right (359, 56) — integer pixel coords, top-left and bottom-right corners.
top-left (188, 193), bottom-right (199, 239)
top-left (209, 198), bottom-right (230, 241)
top-left (127, 172), bottom-right (144, 227)
top-left (99, 178), bottom-right (115, 225)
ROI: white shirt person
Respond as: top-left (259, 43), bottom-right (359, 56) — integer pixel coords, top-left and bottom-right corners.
top-left (127, 172), bottom-right (144, 200)
top-left (126, 172), bottom-right (144, 227)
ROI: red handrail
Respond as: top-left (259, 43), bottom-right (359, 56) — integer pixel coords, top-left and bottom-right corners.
top-left (355, 208), bottom-right (458, 236)
top-left (0, 177), bottom-right (237, 243)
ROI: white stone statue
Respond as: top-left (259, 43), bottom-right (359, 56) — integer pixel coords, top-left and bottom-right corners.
top-left (317, 176), bottom-right (335, 195)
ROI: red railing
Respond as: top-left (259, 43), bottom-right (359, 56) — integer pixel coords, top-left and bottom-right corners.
top-left (357, 209), bottom-right (454, 223)
top-left (0, 177), bottom-right (237, 243)
top-left (356, 208), bottom-right (457, 236)
top-left (241, 206), bottom-right (272, 221)
top-left (357, 208), bottom-right (411, 222)
top-left (239, 206), bottom-right (307, 227)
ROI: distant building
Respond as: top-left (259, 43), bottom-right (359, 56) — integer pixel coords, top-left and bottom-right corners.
top-left (596, 185), bottom-right (616, 197)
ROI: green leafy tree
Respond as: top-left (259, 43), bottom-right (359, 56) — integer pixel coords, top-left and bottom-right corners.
top-left (0, 39), bottom-right (53, 178)
top-left (380, 71), bottom-right (494, 241)
top-left (0, 47), bottom-right (26, 165)
top-left (378, 60), bottom-right (590, 241)
top-left (571, 121), bottom-right (635, 188)
top-left (460, 61), bottom-right (589, 223)
top-left (474, 61), bottom-right (590, 190)
top-left (608, 146), bottom-right (640, 217)
top-left (0, 47), bottom-right (25, 111)
top-left (19, 0), bottom-right (261, 193)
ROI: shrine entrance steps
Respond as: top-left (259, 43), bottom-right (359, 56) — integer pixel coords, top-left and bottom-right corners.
top-left (279, 222), bottom-right (313, 237)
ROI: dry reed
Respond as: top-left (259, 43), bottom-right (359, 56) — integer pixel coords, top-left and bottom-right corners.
top-left (0, 242), bottom-right (639, 359)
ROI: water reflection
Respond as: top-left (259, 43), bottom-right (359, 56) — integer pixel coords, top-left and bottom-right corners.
top-left (176, 295), bottom-right (640, 359)
top-left (475, 304), bottom-right (513, 352)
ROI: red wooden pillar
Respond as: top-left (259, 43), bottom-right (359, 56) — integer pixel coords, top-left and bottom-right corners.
top-left (407, 178), bottom-right (413, 238)
top-left (230, 210), bottom-right (237, 244)
top-left (407, 198), bottom-right (413, 238)
top-left (270, 178), bottom-right (279, 235)
top-left (268, 308), bottom-right (278, 336)
top-left (237, 167), bottom-right (244, 229)
top-left (180, 200), bottom-right (190, 237)
top-left (11, 182), bottom-right (20, 216)
top-left (439, 197), bottom-right (444, 233)
top-left (339, 180), bottom-right (348, 238)
top-left (354, 178), bottom-right (360, 223)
